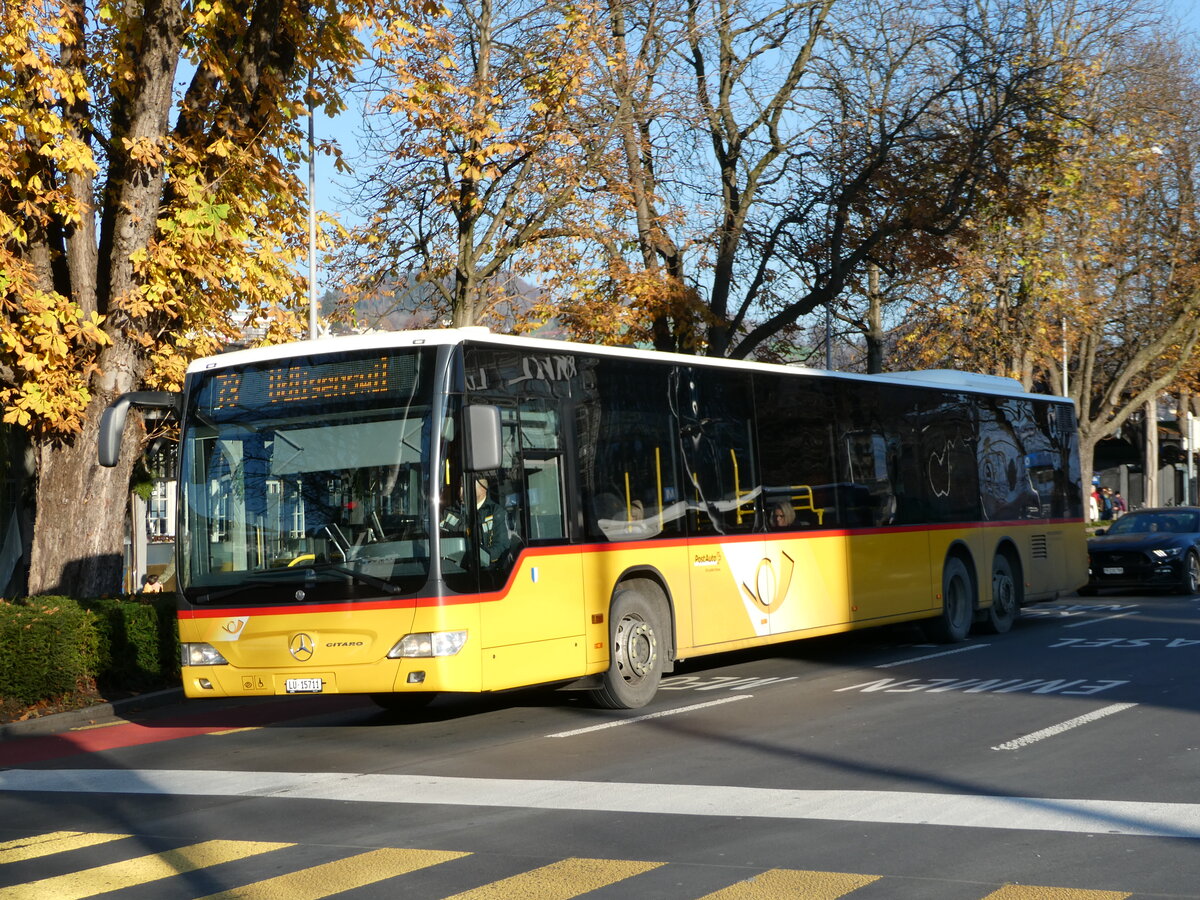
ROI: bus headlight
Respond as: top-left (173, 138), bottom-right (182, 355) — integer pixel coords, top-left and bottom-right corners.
top-left (181, 643), bottom-right (229, 666)
top-left (388, 631), bottom-right (468, 658)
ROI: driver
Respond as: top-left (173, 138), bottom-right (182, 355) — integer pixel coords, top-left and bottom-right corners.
top-left (442, 477), bottom-right (512, 566)
top-left (472, 477), bottom-right (512, 565)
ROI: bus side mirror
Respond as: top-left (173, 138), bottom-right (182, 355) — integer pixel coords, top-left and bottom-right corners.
top-left (98, 391), bottom-right (181, 467)
top-left (464, 404), bottom-right (502, 472)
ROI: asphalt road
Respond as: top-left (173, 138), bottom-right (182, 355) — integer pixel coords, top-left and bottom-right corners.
top-left (2, 591), bottom-right (1199, 899)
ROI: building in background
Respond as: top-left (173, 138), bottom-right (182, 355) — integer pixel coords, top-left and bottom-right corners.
top-left (1094, 395), bottom-right (1197, 513)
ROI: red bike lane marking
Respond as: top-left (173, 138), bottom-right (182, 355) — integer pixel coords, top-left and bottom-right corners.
top-left (0, 695), bottom-right (370, 768)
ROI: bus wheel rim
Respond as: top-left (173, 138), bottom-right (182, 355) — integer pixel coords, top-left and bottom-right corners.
top-left (993, 569), bottom-right (1015, 617)
top-left (618, 617), bottom-right (655, 681)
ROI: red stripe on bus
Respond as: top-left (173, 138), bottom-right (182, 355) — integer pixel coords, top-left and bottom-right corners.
top-left (179, 516), bottom-right (1082, 620)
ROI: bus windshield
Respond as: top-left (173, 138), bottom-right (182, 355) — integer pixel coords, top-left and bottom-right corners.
top-left (178, 348), bottom-right (436, 603)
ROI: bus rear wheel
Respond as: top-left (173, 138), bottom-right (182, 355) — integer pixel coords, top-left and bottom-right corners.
top-left (590, 584), bottom-right (666, 710)
top-left (924, 556), bottom-right (974, 643)
top-left (981, 554), bottom-right (1020, 634)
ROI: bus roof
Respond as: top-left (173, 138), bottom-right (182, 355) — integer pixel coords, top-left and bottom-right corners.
top-left (185, 327), bottom-right (1060, 403)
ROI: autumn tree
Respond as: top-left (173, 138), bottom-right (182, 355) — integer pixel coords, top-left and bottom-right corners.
top-left (519, 0), bottom-right (705, 348)
top-left (334, 0), bottom-right (611, 329)
top-left (896, 30), bottom-right (1200, 490)
top-left (0, 0), bottom-right (374, 595)
top-left (546, 0), bottom-right (1101, 360)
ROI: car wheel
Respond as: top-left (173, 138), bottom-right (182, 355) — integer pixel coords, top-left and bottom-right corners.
top-left (1177, 550), bottom-right (1200, 595)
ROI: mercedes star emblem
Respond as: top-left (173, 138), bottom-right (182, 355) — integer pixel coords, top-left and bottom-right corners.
top-left (289, 632), bottom-right (314, 661)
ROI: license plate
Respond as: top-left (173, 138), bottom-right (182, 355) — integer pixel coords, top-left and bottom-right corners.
top-left (1103, 567), bottom-right (1124, 575)
top-left (285, 677), bottom-right (323, 693)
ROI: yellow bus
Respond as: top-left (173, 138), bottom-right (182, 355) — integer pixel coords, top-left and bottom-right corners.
top-left (99, 329), bottom-right (1086, 709)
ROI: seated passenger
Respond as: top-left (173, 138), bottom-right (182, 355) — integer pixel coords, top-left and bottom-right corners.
top-left (769, 501), bottom-right (796, 529)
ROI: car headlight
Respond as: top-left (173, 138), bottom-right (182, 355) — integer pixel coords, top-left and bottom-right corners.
top-left (181, 643), bottom-right (229, 666)
top-left (1152, 547), bottom-right (1183, 559)
top-left (387, 631), bottom-right (468, 658)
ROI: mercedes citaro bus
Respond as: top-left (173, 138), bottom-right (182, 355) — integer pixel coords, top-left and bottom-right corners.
top-left (99, 328), bottom-right (1086, 709)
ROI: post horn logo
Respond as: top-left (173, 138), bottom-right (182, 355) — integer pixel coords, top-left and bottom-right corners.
top-left (740, 550), bottom-right (796, 614)
top-left (289, 633), bottom-right (315, 661)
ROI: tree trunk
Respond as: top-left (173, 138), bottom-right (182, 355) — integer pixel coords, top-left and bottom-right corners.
top-left (27, 398), bottom-right (140, 596)
top-left (27, 339), bottom-right (144, 597)
top-left (1078, 432), bottom-right (1095, 518)
top-left (865, 263), bottom-right (884, 374)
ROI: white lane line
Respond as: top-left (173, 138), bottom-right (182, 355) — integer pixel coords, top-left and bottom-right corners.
top-left (1063, 611), bottom-right (1136, 628)
top-left (4, 768), bottom-right (1200, 839)
top-left (993, 702), bottom-right (1139, 751)
top-left (547, 696), bottom-right (752, 738)
top-left (874, 643), bottom-right (988, 668)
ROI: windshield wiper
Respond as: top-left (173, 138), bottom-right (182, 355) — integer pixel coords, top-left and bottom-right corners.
top-left (194, 563), bottom-right (402, 603)
top-left (194, 570), bottom-right (306, 604)
top-left (310, 563), bottom-right (402, 595)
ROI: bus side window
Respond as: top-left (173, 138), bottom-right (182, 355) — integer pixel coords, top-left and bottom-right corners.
top-left (580, 359), bottom-right (681, 542)
top-left (679, 368), bottom-right (758, 535)
top-left (754, 373), bottom-right (838, 530)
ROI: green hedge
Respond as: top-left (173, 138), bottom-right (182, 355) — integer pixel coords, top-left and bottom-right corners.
top-left (78, 594), bottom-right (181, 690)
top-left (0, 597), bottom-right (99, 705)
top-left (0, 594), bottom-right (179, 708)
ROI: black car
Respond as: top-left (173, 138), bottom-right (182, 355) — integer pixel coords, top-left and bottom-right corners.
top-left (1083, 506), bottom-right (1200, 594)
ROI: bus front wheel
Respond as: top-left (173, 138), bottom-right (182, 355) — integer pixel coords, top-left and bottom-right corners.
top-left (924, 557), bottom-right (974, 643)
top-left (591, 584), bottom-right (666, 710)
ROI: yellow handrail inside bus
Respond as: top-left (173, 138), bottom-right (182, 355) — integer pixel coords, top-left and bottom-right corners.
top-left (624, 471), bottom-right (633, 531)
top-left (655, 447), bottom-right (663, 516)
top-left (731, 449), bottom-right (745, 525)
top-left (793, 484), bottom-right (825, 525)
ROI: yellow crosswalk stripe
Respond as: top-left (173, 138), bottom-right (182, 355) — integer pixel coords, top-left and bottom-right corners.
top-left (441, 856), bottom-right (664, 899)
top-left (0, 840), bottom-right (291, 900)
top-left (0, 832), bottom-right (130, 863)
top-left (194, 847), bottom-right (470, 900)
top-left (697, 868), bottom-right (880, 899)
top-left (0, 833), bottom-right (1146, 900)
top-left (982, 886), bottom-right (1132, 900)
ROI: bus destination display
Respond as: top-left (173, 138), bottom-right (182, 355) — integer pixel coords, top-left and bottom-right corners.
top-left (204, 354), bottom-right (418, 417)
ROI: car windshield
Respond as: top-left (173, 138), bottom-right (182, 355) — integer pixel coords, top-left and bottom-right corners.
top-left (1105, 511), bottom-right (1199, 535)
top-left (178, 348), bottom-right (436, 602)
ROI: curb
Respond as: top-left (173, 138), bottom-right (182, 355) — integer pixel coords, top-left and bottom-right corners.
top-left (0, 688), bottom-right (185, 741)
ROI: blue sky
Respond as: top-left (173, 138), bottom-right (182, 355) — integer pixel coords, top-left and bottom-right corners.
top-left (1170, 0), bottom-right (1199, 29)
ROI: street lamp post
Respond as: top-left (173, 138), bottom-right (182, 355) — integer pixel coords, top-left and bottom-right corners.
top-left (308, 71), bottom-right (318, 341)
top-left (1062, 316), bottom-right (1068, 397)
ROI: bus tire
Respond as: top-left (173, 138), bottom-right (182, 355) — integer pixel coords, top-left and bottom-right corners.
top-left (590, 583), bottom-right (666, 710)
top-left (924, 556), bottom-right (974, 643)
top-left (370, 692), bottom-right (437, 713)
top-left (981, 554), bottom-right (1019, 634)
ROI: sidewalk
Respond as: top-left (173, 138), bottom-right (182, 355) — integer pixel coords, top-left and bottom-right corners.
top-left (0, 688), bottom-right (184, 741)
